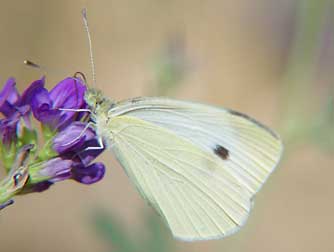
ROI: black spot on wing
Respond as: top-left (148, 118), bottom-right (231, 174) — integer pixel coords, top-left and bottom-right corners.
top-left (214, 145), bottom-right (229, 160)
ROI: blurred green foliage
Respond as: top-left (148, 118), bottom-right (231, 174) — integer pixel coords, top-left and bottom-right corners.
top-left (282, 0), bottom-right (334, 152)
top-left (93, 210), bottom-right (172, 252)
top-left (151, 35), bottom-right (189, 96)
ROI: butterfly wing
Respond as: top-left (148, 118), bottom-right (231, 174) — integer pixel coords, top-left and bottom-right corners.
top-left (108, 97), bottom-right (283, 197)
top-left (109, 115), bottom-right (252, 241)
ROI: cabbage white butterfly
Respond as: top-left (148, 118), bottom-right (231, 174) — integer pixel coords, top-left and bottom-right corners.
top-left (81, 9), bottom-right (283, 241)
top-left (84, 90), bottom-right (282, 241)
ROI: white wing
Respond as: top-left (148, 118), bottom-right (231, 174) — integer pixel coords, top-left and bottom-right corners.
top-left (108, 115), bottom-right (252, 241)
top-left (109, 97), bottom-right (283, 197)
top-left (101, 97), bottom-right (282, 240)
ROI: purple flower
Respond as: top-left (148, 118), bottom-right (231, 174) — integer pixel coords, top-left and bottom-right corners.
top-left (31, 77), bottom-right (87, 130)
top-left (47, 121), bottom-right (105, 184)
top-left (29, 77), bottom-right (105, 185)
top-left (38, 155), bottom-right (105, 185)
top-left (0, 78), bottom-right (34, 145)
top-left (0, 76), bottom-right (106, 210)
top-left (0, 117), bottom-right (19, 145)
top-left (29, 77), bottom-right (106, 186)
top-left (72, 162), bottom-right (105, 184)
top-left (0, 77), bottom-right (41, 118)
top-left (0, 78), bottom-right (19, 116)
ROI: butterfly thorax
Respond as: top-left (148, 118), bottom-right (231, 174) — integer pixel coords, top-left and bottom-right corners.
top-left (84, 88), bottom-right (115, 121)
top-left (84, 88), bottom-right (116, 147)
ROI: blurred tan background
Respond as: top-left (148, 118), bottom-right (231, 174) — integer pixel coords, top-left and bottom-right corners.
top-left (0, 0), bottom-right (333, 252)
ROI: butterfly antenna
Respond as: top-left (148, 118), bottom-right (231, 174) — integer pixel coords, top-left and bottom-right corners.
top-left (81, 8), bottom-right (96, 88)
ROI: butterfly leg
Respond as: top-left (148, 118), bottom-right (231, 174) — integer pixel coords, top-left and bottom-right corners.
top-left (58, 108), bottom-right (92, 113)
top-left (73, 136), bottom-right (105, 165)
top-left (84, 136), bottom-right (105, 151)
top-left (60, 122), bottom-right (95, 147)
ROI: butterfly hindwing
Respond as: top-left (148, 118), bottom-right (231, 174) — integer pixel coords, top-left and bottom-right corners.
top-left (109, 115), bottom-right (252, 241)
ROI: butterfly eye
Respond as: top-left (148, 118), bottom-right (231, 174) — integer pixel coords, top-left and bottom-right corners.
top-left (96, 98), bottom-right (105, 106)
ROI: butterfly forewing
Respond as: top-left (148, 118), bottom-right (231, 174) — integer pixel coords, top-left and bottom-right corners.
top-left (108, 97), bottom-right (283, 196)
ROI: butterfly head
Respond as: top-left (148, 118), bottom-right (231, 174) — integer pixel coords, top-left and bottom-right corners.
top-left (84, 88), bottom-right (115, 115)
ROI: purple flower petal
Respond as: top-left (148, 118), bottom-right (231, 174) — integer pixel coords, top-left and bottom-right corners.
top-left (53, 122), bottom-right (96, 154)
top-left (31, 87), bottom-right (53, 121)
top-left (38, 77), bottom-right (87, 130)
top-left (32, 181), bottom-right (54, 192)
top-left (24, 181), bottom-right (54, 193)
top-left (50, 77), bottom-right (86, 108)
top-left (0, 78), bottom-right (19, 106)
top-left (72, 162), bottom-right (105, 184)
top-left (16, 104), bottom-right (32, 129)
top-left (19, 77), bottom-right (45, 106)
top-left (16, 105), bottom-right (30, 116)
top-left (39, 158), bottom-right (73, 182)
top-left (0, 117), bottom-right (19, 145)
top-left (3, 78), bottom-right (19, 104)
top-left (0, 101), bottom-right (16, 117)
top-left (0, 78), bottom-right (21, 117)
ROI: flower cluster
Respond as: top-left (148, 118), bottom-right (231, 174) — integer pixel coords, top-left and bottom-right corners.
top-left (0, 76), bottom-right (105, 209)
